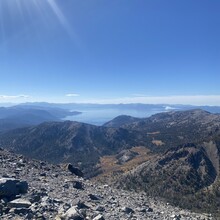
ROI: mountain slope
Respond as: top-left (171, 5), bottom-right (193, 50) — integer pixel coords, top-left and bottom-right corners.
top-left (0, 109), bottom-right (58, 133)
top-left (121, 109), bottom-right (220, 152)
top-left (103, 115), bottom-right (141, 127)
top-left (1, 109), bottom-right (220, 181)
top-left (0, 121), bottom-right (139, 175)
top-left (1, 109), bottom-right (220, 170)
top-left (0, 106), bottom-right (81, 133)
top-left (116, 139), bottom-right (220, 215)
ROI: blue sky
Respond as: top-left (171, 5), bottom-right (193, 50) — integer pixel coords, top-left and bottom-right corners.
top-left (0, 0), bottom-right (219, 105)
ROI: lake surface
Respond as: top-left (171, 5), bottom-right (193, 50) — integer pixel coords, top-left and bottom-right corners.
top-left (62, 104), bottom-right (220, 125)
top-left (64, 107), bottom-right (164, 125)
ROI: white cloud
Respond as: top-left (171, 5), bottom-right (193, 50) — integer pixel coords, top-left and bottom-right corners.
top-left (0, 94), bottom-right (30, 99)
top-left (164, 106), bottom-right (178, 110)
top-left (65, 93), bottom-right (80, 97)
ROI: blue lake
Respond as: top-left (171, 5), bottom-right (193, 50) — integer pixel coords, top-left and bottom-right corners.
top-left (64, 107), bottom-right (164, 125)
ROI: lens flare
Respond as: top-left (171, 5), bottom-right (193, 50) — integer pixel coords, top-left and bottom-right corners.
top-left (46, 0), bottom-right (83, 49)
top-left (47, 0), bottom-right (72, 33)
top-left (0, 0), bottom-right (82, 49)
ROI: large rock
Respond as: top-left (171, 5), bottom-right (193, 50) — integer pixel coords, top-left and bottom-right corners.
top-left (0, 178), bottom-right (28, 197)
top-left (62, 206), bottom-right (84, 220)
top-left (93, 214), bottom-right (105, 220)
top-left (88, 194), bottom-right (101, 201)
top-left (121, 206), bottom-right (134, 214)
top-left (72, 181), bottom-right (83, 190)
top-left (65, 164), bottom-right (83, 177)
top-left (8, 198), bottom-right (31, 208)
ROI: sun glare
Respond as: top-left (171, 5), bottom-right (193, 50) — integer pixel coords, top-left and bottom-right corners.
top-left (0, 0), bottom-right (83, 51)
top-left (0, 0), bottom-right (76, 37)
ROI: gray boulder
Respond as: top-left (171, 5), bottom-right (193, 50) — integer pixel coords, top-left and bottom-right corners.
top-left (93, 214), bottom-right (105, 220)
top-left (62, 206), bottom-right (84, 220)
top-left (65, 164), bottom-right (84, 177)
top-left (73, 181), bottom-right (83, 190)
top-left (0, 178), bottom-right (28, 197)
top-left (121, 206), bottom-right (134, 214)
top-left (8, 198), bottom-right (31, 208)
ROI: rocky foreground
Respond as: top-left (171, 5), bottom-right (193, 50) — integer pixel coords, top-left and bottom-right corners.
top-left (0, 148), bottom-right (212, 220)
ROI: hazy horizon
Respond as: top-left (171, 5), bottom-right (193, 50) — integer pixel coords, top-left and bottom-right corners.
top-left (1, 100), bottom-right (220, 107)
top-left (1, 101), bottom-right (220, 109)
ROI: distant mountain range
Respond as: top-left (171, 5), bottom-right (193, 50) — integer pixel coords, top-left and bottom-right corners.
top-left (1, 109), bottom-right (219, 165)
top-left (2, 102), bottom-right (220, 126)
top-left (1, 107), bottom-right (220, 214)
top-left (15, 102), bottom-right (220, 113)
top-left (0, 105), bottom-right (81, 133)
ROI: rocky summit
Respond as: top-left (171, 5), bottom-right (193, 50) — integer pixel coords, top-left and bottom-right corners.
top-left (0, 148), bottom-right (212, 220)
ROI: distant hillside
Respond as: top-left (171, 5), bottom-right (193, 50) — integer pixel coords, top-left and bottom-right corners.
top-left (14, 104), bottom-right (81, 118)
top-left (0, 109), bottom-right (220, 172)
top-left (121, 109), bottom-right (220, 152)
top-left (103, 115), bottom-right (141, 127)
top-left (0, 121), bottom-right (138, 175)
top-left (0, 106), bottom-right (81, 133)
